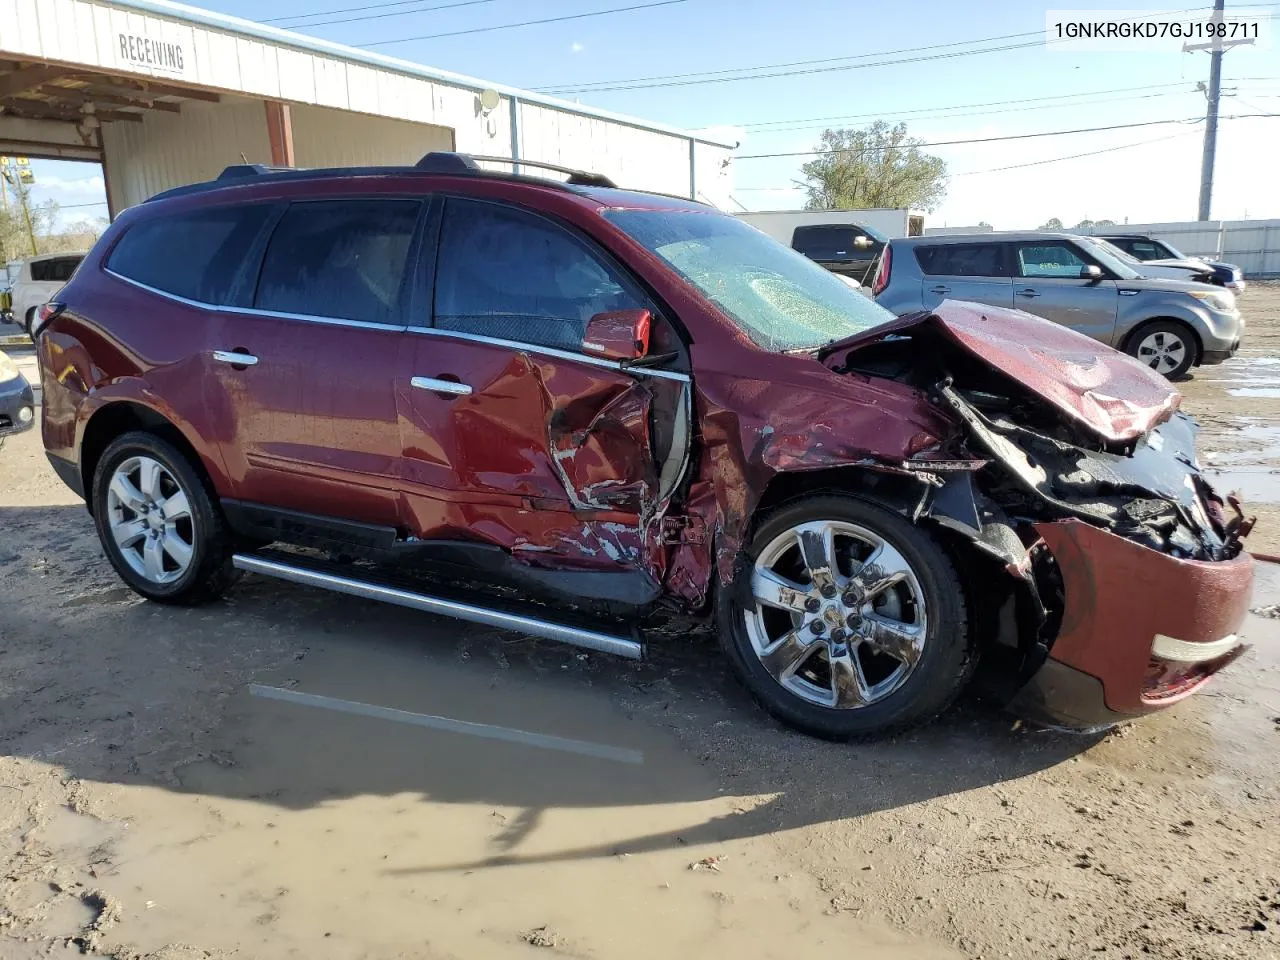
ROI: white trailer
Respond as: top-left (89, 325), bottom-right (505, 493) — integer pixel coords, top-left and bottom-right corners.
top-left (735, 208), bottom-right (925, 244)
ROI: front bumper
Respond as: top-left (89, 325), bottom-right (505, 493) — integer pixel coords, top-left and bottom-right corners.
top-left (0, 373), bottom-right (35, 438)
top-left (1202, 339), bottom-right (1241, 364)
top-left (1011, 519), bottom-right (1253, 728)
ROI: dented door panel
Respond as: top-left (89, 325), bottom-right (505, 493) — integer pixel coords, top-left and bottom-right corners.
top-left (397, 332), bottom-right (673, 573)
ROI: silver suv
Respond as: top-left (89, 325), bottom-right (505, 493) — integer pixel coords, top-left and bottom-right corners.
top-left (871, 232), bottom-right (1243, 379)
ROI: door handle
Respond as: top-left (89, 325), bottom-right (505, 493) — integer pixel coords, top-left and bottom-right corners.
top-left (930, 285), bottom-right (950, 294)
top-left (411, 376), bottom-right (472, 396)
top-left (212, 349), bottom-right (258, 366)
top-left (1017, 289), bottom-right (1040, 298)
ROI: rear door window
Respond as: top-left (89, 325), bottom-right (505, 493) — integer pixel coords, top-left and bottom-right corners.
top-left (254, 199), bottom-right (421, 326)
top-left (1128, 240), bottom-right (1164, 260)
top-left (1016, 242), bottom-right (1089, 279)
top-left (915, 243), bottom-right (1007, 277)
top-left (792, 225), bottom-right (859, 261)
top-left (433, 198), bottom-right (645, 351)
top-left (30, 257), bottom-right (83, 283)
top-left (108, 206), bottom-right (272, 304)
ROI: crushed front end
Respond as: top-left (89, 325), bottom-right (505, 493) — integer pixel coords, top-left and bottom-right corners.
top-left (822, 302), bottom-right (1255, 729)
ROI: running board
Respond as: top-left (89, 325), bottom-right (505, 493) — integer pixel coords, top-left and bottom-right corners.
top-left (231, 553), bottom-right (644, 660)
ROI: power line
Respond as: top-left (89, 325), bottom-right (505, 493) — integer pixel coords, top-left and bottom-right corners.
top-left (739, 81), bottom-right (1200, 129)
top-left (356, 0), bottom-right (687, 47)
top-left (538, 37), bottom-right (1045, 94)
top-left (734, 115), bottom-right (1276, 161)
top-left (952, 129), bottom-right (1203, 176)
top-left (735, 130), bottom-right (1200, 187)
top-left (534, 28), bottom-right (1044, 94)
top-left (265, 0), bottom-right (494, 26)
top-left (267, 0), bottom-right (500, 30)
top-left (748, 89), bottom-right (1204, 136)
top-left (731, 77), bottom-right (1280, 134)
top-left (531, 4), bottom-right (1279, 94)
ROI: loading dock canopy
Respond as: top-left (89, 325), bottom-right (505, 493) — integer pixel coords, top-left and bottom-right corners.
top-left (0, 0), bottom-right (736, 212)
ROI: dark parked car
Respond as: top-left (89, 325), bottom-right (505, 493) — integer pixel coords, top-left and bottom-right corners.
top-left (1101, 234), bottom-right (1245, 294)
top-left (873, 232), bottom-right (1244, 379)
top-left (0, 349), bottom-right (35, 442)
top-left (35, 154), bottom-right (1253, 739)
top-left (790, 222), bottom-right (886, 285)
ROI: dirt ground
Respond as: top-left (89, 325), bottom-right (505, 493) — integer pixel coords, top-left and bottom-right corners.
top-left (2, 288), bottom-right (1279, 960)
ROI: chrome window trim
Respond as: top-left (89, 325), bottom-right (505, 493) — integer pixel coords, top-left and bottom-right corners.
top-left (105, 268), bottom-right (409, 332)
top-left (105, 268), bottom-right (690, 381)
top-left (407, 325), bottom-right (691, 382)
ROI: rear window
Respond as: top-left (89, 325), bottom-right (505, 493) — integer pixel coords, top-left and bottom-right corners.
top-left (29, 256), bottom-right (83, 283)
top-left (791, 223), bottom-right (884, 261)
top-left (108, 206), bottom-right (272, 304)
top-left (254, 199), bottom-right (421, 326)
top-left (914, 243), bottom-right (1007, 277)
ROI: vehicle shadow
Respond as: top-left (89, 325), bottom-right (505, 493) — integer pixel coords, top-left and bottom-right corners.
top-left (0, 503), bottom-right (1102, 870)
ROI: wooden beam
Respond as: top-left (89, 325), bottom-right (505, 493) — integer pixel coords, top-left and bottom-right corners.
top-left (84, 74), bottom-right (221, 103)
top-left (1, 102), bottom-right (142, 124)
top-left (24, 87), bottom-right (182, 113)
top-left (265, 101), bottom-right (295, 167)
top-left (0, 64), bottom-right (71, 99)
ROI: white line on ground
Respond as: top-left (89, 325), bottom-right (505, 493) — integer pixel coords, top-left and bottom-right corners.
top-left (248, 684), bottom-right (645, 765)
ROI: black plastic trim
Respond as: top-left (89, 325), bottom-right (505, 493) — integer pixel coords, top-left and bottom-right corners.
top-left (46, 451), bottom-right (84, 499)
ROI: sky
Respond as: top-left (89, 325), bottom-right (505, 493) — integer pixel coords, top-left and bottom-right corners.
top-left (16, 0), bottom-right (1280, 229)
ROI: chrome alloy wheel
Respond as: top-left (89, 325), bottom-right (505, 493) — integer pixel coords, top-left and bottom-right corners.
top-left (106, 455), bottom-right (196, 584)
top-left (1136, 330), bottom-right (1188, 375)
top-left (743, 520), bottom-right (928, 709)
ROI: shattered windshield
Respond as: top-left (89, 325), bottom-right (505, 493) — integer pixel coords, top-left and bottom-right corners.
top-left (605, 209), bottom-right (895, 351)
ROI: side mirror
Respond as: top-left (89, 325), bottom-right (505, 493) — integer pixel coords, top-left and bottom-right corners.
top-left (1080, 264), bottom-right (1104, 282)
top-left (583, 308), bottom-right (651, 361)
top-left (854, 235), bottom-right (873, 249)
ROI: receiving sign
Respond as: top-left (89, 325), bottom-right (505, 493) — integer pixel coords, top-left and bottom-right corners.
top-left (115, 29), bottom-right (187, 76)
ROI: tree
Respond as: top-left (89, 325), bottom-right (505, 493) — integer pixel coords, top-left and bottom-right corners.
top-left (1039, 217), bottom-right (1064, 230)
top-left (800, 122), bottom-right (947, 212)
top-left (0, 174), bottom-right (64, 263)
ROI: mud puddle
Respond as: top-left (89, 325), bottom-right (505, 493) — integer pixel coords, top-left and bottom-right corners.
top-left (49, 632), bottom-right (963, 960)
top-left (1202, 465), bottom-right (1280, 502)
top-left (1202, 355), bottom-right (1280, 398)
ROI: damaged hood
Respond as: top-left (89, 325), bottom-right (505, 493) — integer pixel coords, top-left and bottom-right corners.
top-left (822, 300), bottom-right (1181, 444)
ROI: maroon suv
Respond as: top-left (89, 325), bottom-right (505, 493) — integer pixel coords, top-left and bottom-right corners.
top-left (37, 154), bottom-right (1255, 739)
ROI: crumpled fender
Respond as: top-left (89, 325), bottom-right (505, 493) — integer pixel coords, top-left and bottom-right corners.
top-left (665, 353), bottom-right (960, 607)
top-left (820, 301), bottom-right (1181, 445)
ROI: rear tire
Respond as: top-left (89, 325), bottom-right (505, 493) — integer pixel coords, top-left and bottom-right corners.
top-left (716, 495), bottom-right (974, 740)
top-left (1126, 320), bottom-right (1196, 379)
top-left (92, 431), bottom-right (239, 605)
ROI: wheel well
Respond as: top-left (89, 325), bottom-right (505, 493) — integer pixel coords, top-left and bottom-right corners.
top-left (749, 466), bottom-right (1042, 674)
top-left (749, 466), bottom-right (930, 537)
top-left (80, 403), bottom-right (214, 515)
top-left (1121, 317), bottom-right (1203, 365)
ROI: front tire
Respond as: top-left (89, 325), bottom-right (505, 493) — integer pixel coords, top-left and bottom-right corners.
top-left (92, 431), bottom-right (238, 605)
top-left (717, 495), bottom-right (973, 740)
top-left (1126, 320), bottom-right (1196, 379)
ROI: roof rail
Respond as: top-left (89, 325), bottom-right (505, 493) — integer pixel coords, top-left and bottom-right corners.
top-left (455, 154), bottom-right (617, 188)
top-left (216, 164), bottom-right (295, 181)
top-left (413, 152), bottom-right (482, 174)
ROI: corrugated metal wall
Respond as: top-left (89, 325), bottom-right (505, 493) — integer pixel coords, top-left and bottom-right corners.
top-left (290, 104), bottom-right (453, 168)
top-left (517, 101), bottom-right (691, 199)
top-left (102, 98), bottom-right (270, 211)
top-left (1077, 221), bottom-right (1280, 278)
top-left (102, 99), bottom-right (457, 209)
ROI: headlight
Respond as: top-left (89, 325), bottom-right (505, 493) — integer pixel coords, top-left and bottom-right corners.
top-left (1187, 289), bottom-right (1235, 313)
top-left (0, 351), bottom-right (18, 382)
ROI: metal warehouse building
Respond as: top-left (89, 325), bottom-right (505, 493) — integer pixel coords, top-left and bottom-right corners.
top-left (0, 0), bottom-right (737, 214)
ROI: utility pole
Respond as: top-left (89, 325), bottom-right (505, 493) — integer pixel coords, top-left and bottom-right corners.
top-left (1185, 0), bottom-right (1256, 220)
